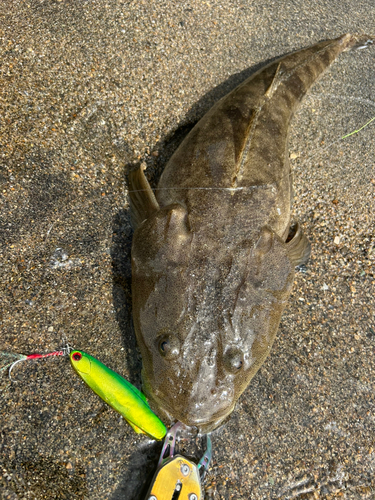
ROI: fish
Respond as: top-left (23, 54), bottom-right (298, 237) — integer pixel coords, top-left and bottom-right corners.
top-left (70, 350), bottom-right (167, 440)
top-left (128, 34), bottom-right (373, 433)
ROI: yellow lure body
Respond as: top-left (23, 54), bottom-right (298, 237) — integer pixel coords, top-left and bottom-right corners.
top-left (70, 350), bottom-right (167, 440)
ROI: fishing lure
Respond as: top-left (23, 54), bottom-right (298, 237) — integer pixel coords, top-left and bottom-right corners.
top-left (70, 350), bottom-right (167, 440)
top-left (0, 347), bottom-right (167, 440)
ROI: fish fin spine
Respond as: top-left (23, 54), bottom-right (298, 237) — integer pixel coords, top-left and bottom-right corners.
top-left (128, 165), bottom-right (160, 228)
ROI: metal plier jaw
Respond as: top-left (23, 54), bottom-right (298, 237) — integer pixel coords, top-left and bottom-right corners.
top-left (145, 422), bottom-right (212, 500)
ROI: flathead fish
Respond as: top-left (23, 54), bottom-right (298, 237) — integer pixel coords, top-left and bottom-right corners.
top-left (129, 34), bottom-right (373, 432)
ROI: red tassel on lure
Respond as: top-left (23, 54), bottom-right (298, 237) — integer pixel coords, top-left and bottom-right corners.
top-left (0, 345), bottom-right (72, 380)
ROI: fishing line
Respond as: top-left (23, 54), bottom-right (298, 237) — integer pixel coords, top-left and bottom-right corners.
top-left (128, 106), bottom-right (374, 199)
top-left (341, 115), bottom-right (375, 139)
top-left (128, 184), bottom-right (275, 194)
top-left (128, 83), bottom-right (375, 198)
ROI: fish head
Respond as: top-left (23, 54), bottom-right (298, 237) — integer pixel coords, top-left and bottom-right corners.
top-left (132, 205), bottom-right (295, 432)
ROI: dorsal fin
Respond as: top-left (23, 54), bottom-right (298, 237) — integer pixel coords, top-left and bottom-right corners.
top-left (128, 166), bottom-right (160, 229)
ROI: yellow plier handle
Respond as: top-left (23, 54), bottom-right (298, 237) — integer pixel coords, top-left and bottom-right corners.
top-left (145, 422), bottom-right (212, 500)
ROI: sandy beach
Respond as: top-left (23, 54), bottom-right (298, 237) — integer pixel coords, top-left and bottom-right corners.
top-left (0, 1), bottom-right (374, 498)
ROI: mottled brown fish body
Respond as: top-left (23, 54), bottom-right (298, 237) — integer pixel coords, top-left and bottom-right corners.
top-left (129, 34), bottom-right (373, 432)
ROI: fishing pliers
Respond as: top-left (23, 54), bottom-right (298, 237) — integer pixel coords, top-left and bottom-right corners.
top-left (145, 422), bottom-right (212, 500)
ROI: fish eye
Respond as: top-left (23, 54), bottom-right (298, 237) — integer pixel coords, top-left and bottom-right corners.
top-left (160, 341), bottom-right (168, 352)
top-left (72, 352), bottom-right (82, 361)
top-left (157, 335), bottom-right (180, 360)
top-left (224, 348), bottom-right (243, 374)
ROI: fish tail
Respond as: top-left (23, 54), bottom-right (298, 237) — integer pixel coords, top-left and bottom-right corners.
top-left (341, 34), bottom-right (374, 51)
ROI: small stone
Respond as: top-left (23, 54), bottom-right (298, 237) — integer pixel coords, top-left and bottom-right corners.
top-left (334, 236), bottom-right (341, 245)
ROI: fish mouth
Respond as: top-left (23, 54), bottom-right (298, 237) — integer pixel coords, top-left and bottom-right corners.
top-left (180, 409), bottom-right (233, 433)
top-left (142, 375), bottom-right (235, 433)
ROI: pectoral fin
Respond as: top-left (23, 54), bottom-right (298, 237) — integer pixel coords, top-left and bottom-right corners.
top-left (285, 221), bottom-right (311, 267)
top-left (128, 166), bottom-right (160, 228)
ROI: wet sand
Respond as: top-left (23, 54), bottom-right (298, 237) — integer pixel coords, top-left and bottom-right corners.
top-left (0, 1), bottom-right (374, 498)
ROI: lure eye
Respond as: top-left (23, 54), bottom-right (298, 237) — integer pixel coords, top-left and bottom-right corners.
top-left (224, 348), bottom-right (243, 374)
top-left (157, 335), bottom-right (180, 360)
top-left (72, 352), bottom-right (82, 361)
